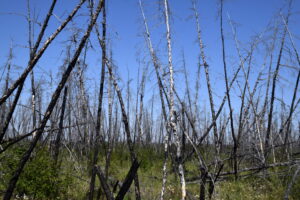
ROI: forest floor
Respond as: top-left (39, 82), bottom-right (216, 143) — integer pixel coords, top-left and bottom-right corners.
top-left (1, 142), bottom-right (300, 199)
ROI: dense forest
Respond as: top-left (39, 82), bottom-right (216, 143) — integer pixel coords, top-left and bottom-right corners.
top-left (0, 0), bottom-right (300, 199)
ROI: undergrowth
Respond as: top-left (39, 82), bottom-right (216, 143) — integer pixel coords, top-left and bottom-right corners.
top-left (0, 143), bottom-right (299, 199)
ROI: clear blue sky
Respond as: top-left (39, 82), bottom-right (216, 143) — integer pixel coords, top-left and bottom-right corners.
top-left (0, 0), bottom-right (299, 111)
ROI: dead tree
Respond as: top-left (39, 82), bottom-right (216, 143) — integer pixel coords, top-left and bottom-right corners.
top-left (138, 1), bottom-right (171, 199)
top-left (89, 0), bottom-right (107, 198)
top-left (3, 1), bottom-right (104, 199)
top-left (105, 58), bottom-right (141, 199)
top-left (281, 13), bottom-right (300, 158)
top-left (104, 49), bottom-right (117, 179)
top-left (137, 65), bottom-right (147, 145)
top-left (163, 0), bottom-right (186, 199)
top-left (0, 0), bottom-right (87, 106)
top-left (265, 0), bottom-right (292, 156)
top-left (192, 0), bottom-right (219, 158)
top-left (0, 0), bottom-right (87, 145)
top-left (0, 46), bottom-right (13, 136)
top-left (53, 86), bottom-right (68, 166)
top-left (219, 0), bottom-right (238, 179)
top-left (27, 0), bottom-right (37, 136)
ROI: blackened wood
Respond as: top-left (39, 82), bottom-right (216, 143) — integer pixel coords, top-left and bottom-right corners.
top-left (115, 159), bottom-right (140, 200)
top-left (3, 1), bottom-right (103, 199)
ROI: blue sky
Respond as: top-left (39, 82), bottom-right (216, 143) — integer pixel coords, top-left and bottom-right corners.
top-left (0, 0), bottom-right (299, 113)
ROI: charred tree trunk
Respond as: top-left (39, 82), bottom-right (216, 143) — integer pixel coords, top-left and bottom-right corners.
top-left (3, 1), bottom-right (104, 199)
top-left (89, 0), bottom-right (107, 198)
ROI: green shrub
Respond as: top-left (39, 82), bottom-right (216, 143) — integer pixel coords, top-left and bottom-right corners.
top-left (0, 145), bottom-right (73, 199)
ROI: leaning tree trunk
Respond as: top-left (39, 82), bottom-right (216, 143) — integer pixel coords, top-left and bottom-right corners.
top-left (89, 0), bottom-right (107, 198)
top-left (3, 1), bottom-right (104, 199)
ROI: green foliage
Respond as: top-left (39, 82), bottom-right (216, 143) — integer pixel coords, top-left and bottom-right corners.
top-left (0, 145), bottom-right (74, 199)
top-left (137, 146), bottom-right (162, 172)
top-left (1, 144), bottom-right (300, 199)
top-left (215, 173), bottom-right (299, 200)
top-left (291, 172), bottom-right (300, 199)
